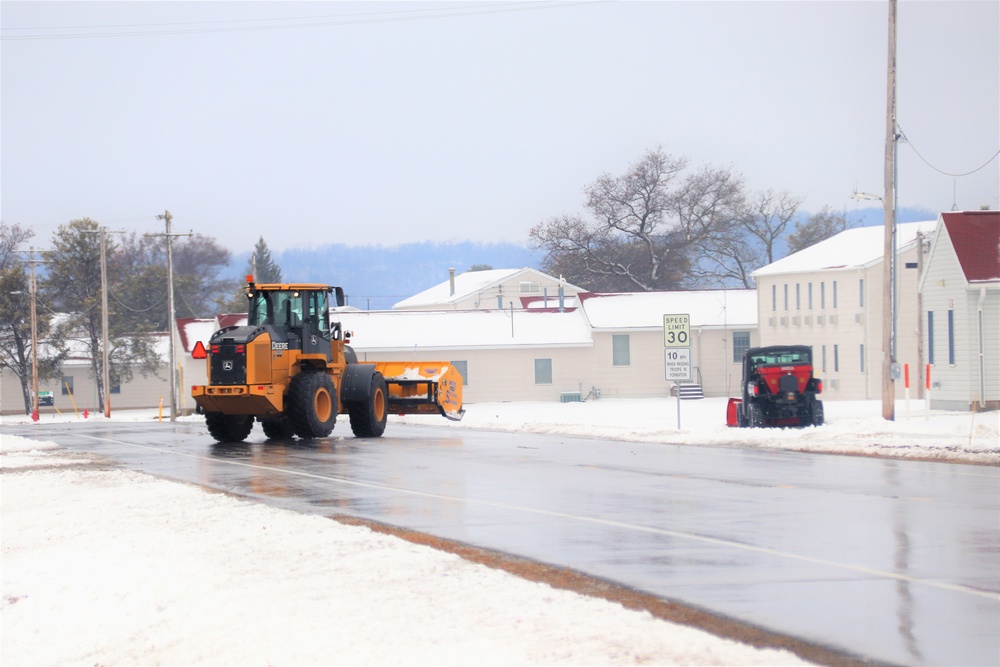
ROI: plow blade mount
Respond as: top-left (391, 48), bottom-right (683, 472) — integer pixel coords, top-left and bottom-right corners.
top-left (374, 361), bottom-right (465, 421)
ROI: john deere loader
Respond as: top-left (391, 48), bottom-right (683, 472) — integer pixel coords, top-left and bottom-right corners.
top-left (191, 277), bottom-right (464, 443)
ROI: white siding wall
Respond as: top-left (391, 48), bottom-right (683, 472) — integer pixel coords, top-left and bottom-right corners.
top-left (920, 228), bottom-right (1000, 410)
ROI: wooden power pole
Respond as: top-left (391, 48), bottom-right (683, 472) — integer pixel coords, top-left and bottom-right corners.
top-left (882, 0), bottom-right (897, 421)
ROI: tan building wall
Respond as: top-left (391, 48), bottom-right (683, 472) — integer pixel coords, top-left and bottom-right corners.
top-left (1, 362), bottom-right (170, 416)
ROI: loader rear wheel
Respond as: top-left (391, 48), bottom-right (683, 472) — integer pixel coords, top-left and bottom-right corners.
top-left (261, 416), bottom-right (295, 440)
top-left (348, 372), bottom-right (387, 438)
top-left (205, 413), bottom-right (254, 443)
top-left (289, 370), bottom-right (337, 439)
top-left (748, 402), bottom-right (765, 428)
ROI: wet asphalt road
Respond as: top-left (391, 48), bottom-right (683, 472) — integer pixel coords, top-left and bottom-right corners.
top-left (3, 418), bottom-right (998, 666)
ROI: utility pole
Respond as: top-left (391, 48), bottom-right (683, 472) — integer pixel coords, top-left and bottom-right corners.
top-left (82, 227), bottom-right (124, 418)
top-left (29, 248), bottom-right (40, 421)
top-left (13, 248), bottom-right (48, 420)
top-left (882, 0), bottom-right (898, 421)
top-left (151, 210), bottom-right (192, 422)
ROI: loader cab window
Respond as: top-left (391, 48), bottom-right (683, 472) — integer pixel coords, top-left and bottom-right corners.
top-left (306, 290), bottom-right (331, 339)
top-left (249, 290), bottom-right (303, 329)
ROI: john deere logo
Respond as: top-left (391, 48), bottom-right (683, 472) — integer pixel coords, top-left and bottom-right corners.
top-left (223, 361), bottom-right (233, 371)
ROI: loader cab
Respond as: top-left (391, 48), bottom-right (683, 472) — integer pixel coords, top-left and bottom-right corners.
top-left (247, 285), bottom-right (344, 359)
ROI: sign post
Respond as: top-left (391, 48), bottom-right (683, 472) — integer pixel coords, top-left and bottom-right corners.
top-left (664, 314), bottom-right (692, 429)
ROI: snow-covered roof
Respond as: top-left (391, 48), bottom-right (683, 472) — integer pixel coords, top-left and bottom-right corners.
top-left (334, 309), bottom-right (594, 351)
top-left (393, 268), bottom-right (583, 309)
top-left (579, 290), bottom-right (757, 330)
top-left (752, 221), bottom-right (938, 278)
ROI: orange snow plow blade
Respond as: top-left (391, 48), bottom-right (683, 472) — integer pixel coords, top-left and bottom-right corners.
top-left (373, 361), bottom-right (465, 421)
top-left (726, 397), bottom-right (742, 427)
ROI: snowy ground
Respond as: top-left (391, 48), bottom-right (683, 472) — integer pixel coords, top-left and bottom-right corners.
top-left (2, 398), bottom-right (996, 665)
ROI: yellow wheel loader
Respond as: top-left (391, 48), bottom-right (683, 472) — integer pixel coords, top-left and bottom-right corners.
top-left (191, 277), bottom-right (464, 443)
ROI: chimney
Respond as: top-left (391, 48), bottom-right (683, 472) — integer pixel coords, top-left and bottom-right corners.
top-left (449, 268), bottom-right (456, 296)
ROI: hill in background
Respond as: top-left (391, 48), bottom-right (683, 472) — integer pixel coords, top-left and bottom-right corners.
top-left (221, 207), bottom-right (939, 310)
top-left (227, 241), bottom-right (542, 311)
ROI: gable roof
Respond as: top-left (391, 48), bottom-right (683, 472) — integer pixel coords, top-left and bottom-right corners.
top-left (176, 315), bottom-right (246, 353)
top-left (579, 289), bottom-right (757, 330)
top-left (941, 211), bottom-right (1000, 283)
top-left (392, 268), bottom-right (583, 309)
top-left (752, 220), bottom-right (938, 278)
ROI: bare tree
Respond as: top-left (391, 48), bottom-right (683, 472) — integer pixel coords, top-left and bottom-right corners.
top-left (786, 206), bottom-right (852, 254)
top-left (692, 189), bottom-right (803, 287)
top-left (0, 223), bottom-right (66, 413)
top-left (531, 148), bottom-right (734, 291)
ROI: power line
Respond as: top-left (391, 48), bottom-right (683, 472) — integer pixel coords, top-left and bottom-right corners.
top-left (1, 2), bottom-right (600, 41)
top-left (898, 123), bottom-right (1000, 178)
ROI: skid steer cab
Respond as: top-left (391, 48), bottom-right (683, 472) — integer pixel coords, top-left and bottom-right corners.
top-left (726, 345), bottom-right (823, 428)
top-left (191, 277), bottom-right (464, 443)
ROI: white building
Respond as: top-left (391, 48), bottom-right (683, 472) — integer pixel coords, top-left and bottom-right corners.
top-left (752, 221), bottom-right (937, 400)
top-left (918, 211), bottom-right (1000, 411)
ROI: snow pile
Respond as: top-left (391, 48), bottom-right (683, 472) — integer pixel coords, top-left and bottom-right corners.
top-left (396, 397), bottom-right (999, 465)
top-left (1, 433), bottom-right (807, 666)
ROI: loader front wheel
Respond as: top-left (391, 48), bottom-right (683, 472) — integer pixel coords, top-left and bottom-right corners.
top-left (289, 370), bottom-right (337, 439)
top-left (348, 372), bottom-right (387, 438)
top-left (205, 413), bottom-right (254, 443)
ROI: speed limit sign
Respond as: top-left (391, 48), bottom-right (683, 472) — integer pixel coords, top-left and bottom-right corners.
top-left (663, 314), bottom-right (690, 348)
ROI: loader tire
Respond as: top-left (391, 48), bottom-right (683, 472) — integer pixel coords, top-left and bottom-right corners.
top-left (261, 416), bottom-right (295, 440)
top-left (289, 370), bottom-right (337, 439)
top-left (748, 402), bottom-right (765, 428)
top-left (205, 413), bottom-right (254, 443)
top-left (348, 372), bottom-right (387, 438)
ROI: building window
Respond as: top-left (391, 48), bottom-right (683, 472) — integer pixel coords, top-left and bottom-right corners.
top-left (534, 358), bottom-right (552, 385)
top-left (732, 331), bottom-right (750, 362)
top-left (821, 282), bottom-right (826, 309)
top-left (612, 334), bottom-right (631, 366)
top-left (948, 310), bottom-right (955, 365)
top-left (110, 382), bottom-right (121, 394)
top-left (833, 280), bottom-right (838, 308)
top-left (860, 344), bottom-right (865, 372)
top-left (795, 284), bottom-right (801, 310)
top-left (821, 345), bottom-right (827, 373)
top-left (928, 311), bottom-right (935, 365)
top-left (772, 285), bottom-right (777, 312)
top-left (783, 284), bottom-right (788, 311)
top-left (451, 360), bottom-right (469, 387)
top-left (834, 345), bottom-right (839, 372)
top-left (808, 283), bottom-right (813, 310)
top-left (61, 376), bottom-right (73, 395)
top-left (859, 279), bottom-right (865, 308)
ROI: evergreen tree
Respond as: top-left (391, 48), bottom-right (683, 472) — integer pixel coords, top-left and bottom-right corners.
top-left (217, 237), bottom-right (284, 313)
top-left (42, 219), bottom-right (159, 413)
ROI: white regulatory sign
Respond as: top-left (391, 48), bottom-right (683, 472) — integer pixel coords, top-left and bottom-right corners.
top-left (664, 347), bottom-right (692, 382)
top-left (663, 314), bottom-right (690, 348)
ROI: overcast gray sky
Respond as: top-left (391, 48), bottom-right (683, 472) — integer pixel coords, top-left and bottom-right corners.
top-left (2, 1), bottom-right (997, 253)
